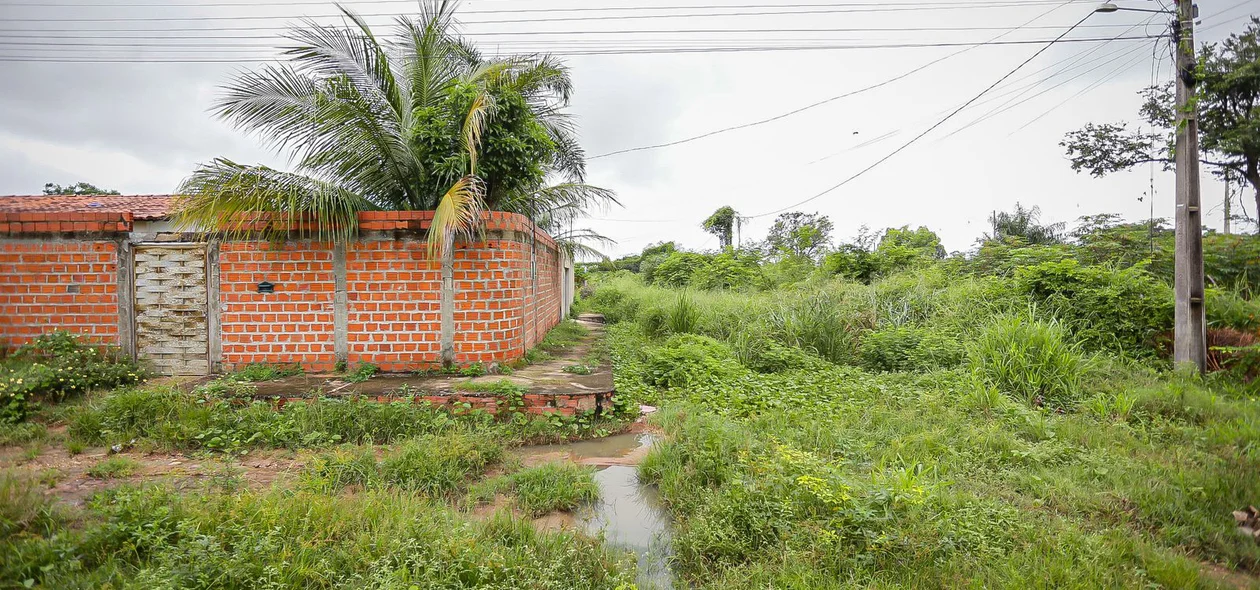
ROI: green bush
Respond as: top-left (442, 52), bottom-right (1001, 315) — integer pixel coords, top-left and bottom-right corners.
top-left (0, 332), bottom-right (146, 422)
top-left (1206, 287), bottom-right (1260, 333)
top-left (692, 250), bottom-right (764, 290)
top-left (380, 432), bottom-right (503, 496)
top-left (734, 336), bottom-right (820, 373)
top-left (968, 315), bottom-right (1085, 410)
top-left (652, 252), bottom-right (711, 287)
top-left (1014, 259), bottom-right (1172, 357)
top-left (859, 327), bottom-right (963, 373)
top-left (645, 334), bottom-right (743, 389)
top-left (505, 462), bottom-right (600, 516)
top-left (767, 289), bottom-right (865, 364)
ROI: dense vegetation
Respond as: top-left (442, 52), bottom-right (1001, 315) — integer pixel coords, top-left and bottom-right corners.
top-left (576, 211), bottom-right (1260, 586)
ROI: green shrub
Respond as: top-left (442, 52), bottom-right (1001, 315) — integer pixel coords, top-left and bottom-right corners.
top-left (692, 250), bottom-right (764, 290)
top-left (859, 327), bottom-right (963, 373)
top-left (767, 290), bottom-right (865, 364)
top-left (346, 362), bottom-right (379, 382)
top-left (652, 252), bottom-right (711, 287)
top-left (969, 315), bottom-right (1085, 410)
top-left (87, 456), bottom-right (139, 479)
top-left (380, 432), bottom-right (503, 496)
top-left (645, 334), bottom-right (743, 389)
top-left (0, 363), bottom-right (55, 423)
top-left (0, 332), bottom-right (146, 422)
top-left (506, 462), bottom-right (600, 516)
top-left (228, 363), bottom-right (303, 382)
top-left (1015, 259), bottom-right (1172, 357)
top-left (1206, 287), bottom-right (1260, 333)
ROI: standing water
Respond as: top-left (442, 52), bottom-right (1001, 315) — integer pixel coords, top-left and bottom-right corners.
top-left (515, 433), bottom-right (674, 588)
top-left (580, 463), bottom-right (673, 589)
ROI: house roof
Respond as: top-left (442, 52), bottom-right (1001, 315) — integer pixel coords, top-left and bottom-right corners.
top-left (0, 195), bottom-right (176, 220)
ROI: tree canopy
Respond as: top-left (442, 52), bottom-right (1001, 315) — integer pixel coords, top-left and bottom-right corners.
top-left (174, 1), bottom-right (614, 254)
top-left (43, 182), bottom-right (120, 196)
top-left (702, 206), bottom-right (739, 249)
top-left (1062, 18), bottom-right (1260, 225)
top-left (764, 212), bottom-right (834, 260)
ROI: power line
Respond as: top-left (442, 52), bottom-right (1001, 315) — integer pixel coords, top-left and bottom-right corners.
top-left (0, 35), bottom-right (1161, 62)
top-left (584, 0), bottom-right (1091, 159)
top-left (939, 16), bottom-right (1159, 139)
top-left (1009, 41), bottom-right (1157, 133)
top-left (0, 23), bottom-right (1143, 41)
top-left (747, 9), bottom-right (1099, 219)
top-left (0, 2), bottom-right (1084, 23)
top-left (0, 0), bottom-right (1075, 9)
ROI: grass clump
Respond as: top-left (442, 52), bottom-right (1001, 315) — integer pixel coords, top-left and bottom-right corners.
top-left (2, 482), bottom-right (635, 588)
top-left (226, 363), bottom-right (303, 382)
top-left (0, 332), bottom-right (145, 423)
top-left (302, 431), bottom-right (503, 497)
top-left (505, 462), bottom-right (599, 516)
top-left (969, 314), bottom-right (1085, 410)
top-left (345, 362), bottom-right (379, 383)
top-left (87, 456), bottom-right (139, 479)
top-left (381, 432), bottom-right (503, 495)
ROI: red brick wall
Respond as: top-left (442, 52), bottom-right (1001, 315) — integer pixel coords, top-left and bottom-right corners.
top-left (0, 240), bottom-right (120, 346)
top-left (453, 238), bottom-right (527, 366)
top-left (218, 241), bottom-right (337, 371)
top-left (346, 239), bottom-right (441, 372)
top-left (0, 211), bottom-right (566, 372)
top-left (523, 229), bottom-right (563, 350)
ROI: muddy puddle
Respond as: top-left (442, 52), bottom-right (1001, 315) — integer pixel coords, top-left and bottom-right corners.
top-left (516, 433), bottom-right (674, 589)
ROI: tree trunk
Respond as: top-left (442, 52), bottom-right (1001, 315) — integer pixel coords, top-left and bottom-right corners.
top-left (1247, 158), bottom-right (1260, 232)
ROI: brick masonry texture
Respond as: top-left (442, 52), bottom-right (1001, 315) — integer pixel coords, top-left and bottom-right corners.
top-left (0, 240), bottom-right (120, 345)
top-left (219, 241), bottom-right (338, 372)
top-left (0, 211), bottom-right (567, 375)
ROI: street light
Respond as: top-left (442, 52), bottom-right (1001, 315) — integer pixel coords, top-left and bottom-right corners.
top-left (1094, 2), bottom-right (1175, 14)
top-left (1096, 0), bottom-right (1207, 373)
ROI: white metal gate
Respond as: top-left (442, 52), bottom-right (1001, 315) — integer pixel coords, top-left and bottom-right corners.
top-left (133, 244), bottom-right (209, 375)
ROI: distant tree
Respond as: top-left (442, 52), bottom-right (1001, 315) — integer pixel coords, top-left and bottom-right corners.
top-left (764, 212), bottom-right (834, 260)
top-left (1062, 18), bottom-right (1260, 225)
top-left (702, 206), bottom-right (740, 249)
top-left (878, 226), bottom-right (946, 259)
top-left (43, 182), bottom-right (120, 196)
top-left (985, 203), bottom-right (1065, 245)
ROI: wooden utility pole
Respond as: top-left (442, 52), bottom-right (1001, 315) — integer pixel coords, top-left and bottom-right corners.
top-left (1173, 0), bottom-right (1206, 372)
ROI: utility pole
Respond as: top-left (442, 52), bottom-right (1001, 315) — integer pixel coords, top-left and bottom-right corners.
top-left (1172, 0), bottom-right (1206, 372)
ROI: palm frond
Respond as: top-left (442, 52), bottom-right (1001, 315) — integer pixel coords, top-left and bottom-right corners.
top-left (428, 175), bottom-right (486, 255)
top-left (461, 91), bottom-right (495, 174)
top-left (174, 158), bottom-right (371, 243)
top-left (549, 228), bottom-right (616, 262)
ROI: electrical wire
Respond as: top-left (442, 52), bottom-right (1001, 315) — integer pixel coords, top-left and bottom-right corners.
top-left (1009, 40), bottom-right (1157, 133)
top-left (0, 2), bottom-right (1090, 24)
top-left (0, 35), bottom-right (1161, 62)
top-left (586, 0), bottom-right (1087, 159)
top-left (0, 23), bottom-right (1143, 42)
top-left (938, 14), bottom-right (1160, 138)
top-left (747, 9), bottom-right (1100, 219)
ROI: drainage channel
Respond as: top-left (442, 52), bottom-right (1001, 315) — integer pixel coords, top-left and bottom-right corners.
top-left (516, 433), bottom-right (673, 589)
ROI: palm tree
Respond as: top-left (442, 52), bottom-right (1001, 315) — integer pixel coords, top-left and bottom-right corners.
top-left (175, 0), bottom-right (614, 256)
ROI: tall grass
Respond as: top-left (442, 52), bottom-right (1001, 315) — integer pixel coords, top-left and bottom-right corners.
top-left (968, 314), bottom-right (1085, 410)
top-left (3, 483), bottom-right (635, 588)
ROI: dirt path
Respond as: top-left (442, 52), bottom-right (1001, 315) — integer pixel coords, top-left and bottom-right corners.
top-left (0, 439), bottom-right (305, 507)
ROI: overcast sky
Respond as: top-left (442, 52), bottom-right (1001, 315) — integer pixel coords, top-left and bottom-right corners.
top-left (0, 0), bottom-right (1254, 256)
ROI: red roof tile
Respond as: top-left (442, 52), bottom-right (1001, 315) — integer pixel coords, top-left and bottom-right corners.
top-left (0, 195), bottom-right (175, 220)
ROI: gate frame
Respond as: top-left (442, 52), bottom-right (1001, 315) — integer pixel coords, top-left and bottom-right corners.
top-left (130, 242), bottom-right (212, 376)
